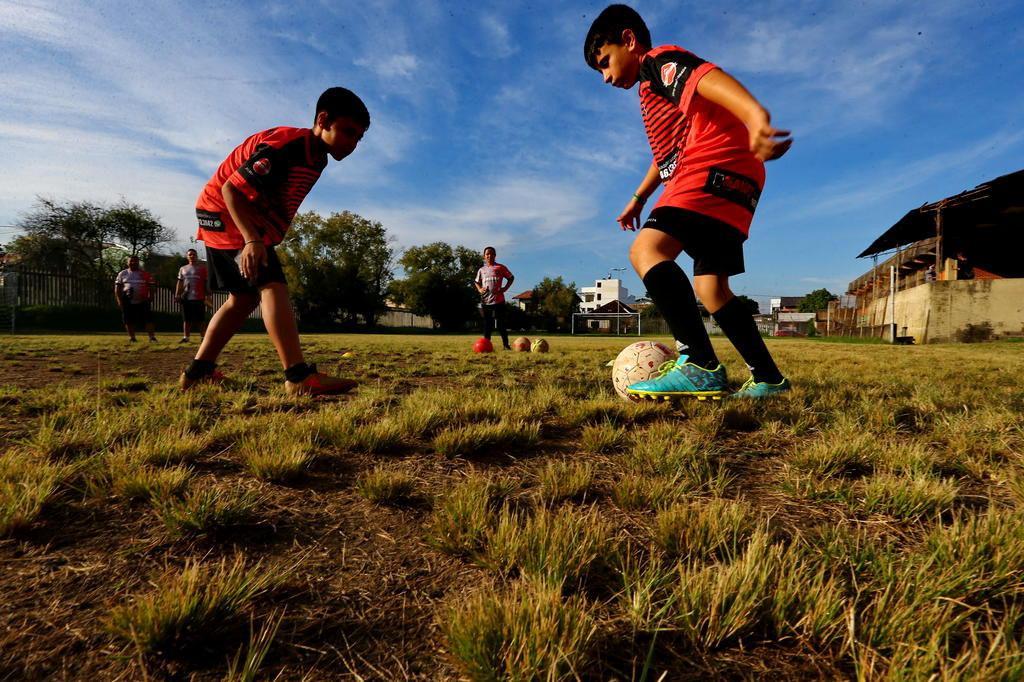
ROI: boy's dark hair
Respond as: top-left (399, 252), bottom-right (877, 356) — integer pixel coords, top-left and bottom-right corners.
top-left (584, 4), bottom-right (651, 70)
top-left (483, 246), bottom-right (496, 254)
top-left (315, 87), bottom-right (371, 129)
top-left (186, 248), bottom-right (197, 255)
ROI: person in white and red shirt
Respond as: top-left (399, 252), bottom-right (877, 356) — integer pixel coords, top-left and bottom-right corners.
top-left (174, 248), bottom-right (208, 343)
top-left (473, 246), bottom-right (515, 350)
top-left (113, 255), bottom-right (157, 343)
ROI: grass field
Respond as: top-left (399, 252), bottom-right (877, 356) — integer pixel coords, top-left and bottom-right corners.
top-left (2, 333), bottom-right (1023, 680)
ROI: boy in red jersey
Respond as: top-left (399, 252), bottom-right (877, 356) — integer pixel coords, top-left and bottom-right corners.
top-left (180, 87), bottom-right (369, 396)
top-left (584, 5), bottom-right (792, 400)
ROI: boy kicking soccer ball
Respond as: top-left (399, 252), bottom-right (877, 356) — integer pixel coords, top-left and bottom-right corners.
top-left (180, 87), bottom-right (368, 396)
top-left (584, 4), bottom-right (792, 400)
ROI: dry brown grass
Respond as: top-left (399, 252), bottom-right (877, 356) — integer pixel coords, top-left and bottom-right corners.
top-left (2, 334), bottom-right (1023, 679)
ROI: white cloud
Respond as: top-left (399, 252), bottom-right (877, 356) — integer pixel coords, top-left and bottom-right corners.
top-left (349, 176), bottom-right (598, 255)
top-left (781, 129), bottom-right (1024, 222)
top-left (0, 0), bottom-right (422, 238)
top-left (354, 53), bottom-right (419, 78)
top-left (478, 14), bottom-right (516, 58)
top-left (0, 132), bottom-right (203, 241)
top-left (664, 0), bottom-right (976, 135)
top-left (0, 1), bottom-right (65, 43)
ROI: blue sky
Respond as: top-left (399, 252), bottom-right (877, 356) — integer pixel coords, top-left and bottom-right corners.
top-left (1, 0), bottom-right (1022, 310)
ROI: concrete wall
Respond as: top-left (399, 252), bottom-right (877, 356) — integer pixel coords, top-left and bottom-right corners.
top-left (863, 279), bottom-right (1024, 343)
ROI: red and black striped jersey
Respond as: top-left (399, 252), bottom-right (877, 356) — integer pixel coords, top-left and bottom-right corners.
top-left (638, 46), bottom-right (710, 181)
top-left (195, 127), bottom-right (328, 249)
top-left (638, 45), bottom-right (766, 235)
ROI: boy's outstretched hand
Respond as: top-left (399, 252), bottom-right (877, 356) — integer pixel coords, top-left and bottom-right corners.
top-left (749, 124), bottom-right (792, 161)
top-left (617, 197), bottom-right (645, 231)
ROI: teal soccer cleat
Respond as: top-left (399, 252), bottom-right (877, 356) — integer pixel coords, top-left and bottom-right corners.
top-left (625, 355), bottom-right (729, 401)
top-left (730, 376), bottom-right (792, 399)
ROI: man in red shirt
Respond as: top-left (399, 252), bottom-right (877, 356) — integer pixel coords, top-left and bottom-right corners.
top-left (174, 248), bottom-right (208, 343)
top-left (114, 255), bottom-right (157, 343)
top-left (180, 87), bottom-right (369, 396)
top-left (585, 4), bottom-right (792, 399)
top-left (474, 246), bottom-right (515, 350)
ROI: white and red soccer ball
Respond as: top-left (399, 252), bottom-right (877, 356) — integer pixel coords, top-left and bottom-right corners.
top-left (611, 341), bottom-right (675, 400)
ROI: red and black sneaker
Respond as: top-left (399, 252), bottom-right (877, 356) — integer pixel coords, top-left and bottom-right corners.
top-left (284, 368), bottom-right (357, 397)
top-left (179, 369), bottom-right (226, 390)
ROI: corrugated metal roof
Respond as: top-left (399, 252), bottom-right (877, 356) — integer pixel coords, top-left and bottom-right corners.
top-left (857, 169), bottom-right (1024, 258)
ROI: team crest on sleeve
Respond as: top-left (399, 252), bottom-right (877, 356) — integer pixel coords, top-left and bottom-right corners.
top-left (660, 62), bottom-right (678, 87)
top-left (252, 158), bottom-right (271, 175)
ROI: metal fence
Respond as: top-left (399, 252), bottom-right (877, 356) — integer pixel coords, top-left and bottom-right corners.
top-left (0, 271), bottom-right (15, 333)
top-left (0, 268), bottom-right (262, 330)
top-left (639, 314), bottom-right (773, 337)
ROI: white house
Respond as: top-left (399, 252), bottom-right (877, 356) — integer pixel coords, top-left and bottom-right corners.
top-left (578, 278), bottom-right (635, 313)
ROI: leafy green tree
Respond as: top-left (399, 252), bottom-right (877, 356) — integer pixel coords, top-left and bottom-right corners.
top-left (145, 251), bottom-right (190, 288)
top-left (12, 198), bottom-right (109, 276)
top-left (798, 288), bottom-right (837, 313)
top-left (532, 276), bottom-right (579, 331)
top-left (278, 211), bottom-right (394, 327)
top-left (390, 242), bottom-right (483, 329)
top-left (10, 198), bottom-right (174, 277)
top-left (103, 200), bottom-right (175, 259)
top-left (5, 233), bottom-right (73, 274)
top-left (503, 302), bottom-right (530, 332)
top-left (735, 294), bottom-right (762, 316)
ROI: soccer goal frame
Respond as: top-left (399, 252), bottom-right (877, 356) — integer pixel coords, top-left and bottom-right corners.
top-left (571, 312), bottom-right (641, 336)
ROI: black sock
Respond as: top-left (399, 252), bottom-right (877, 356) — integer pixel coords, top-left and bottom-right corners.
top-left (642, 261), bottom-right (719, 369)
top-left (184, 359), bottom-right (216, 380)
top-left (712, 297), bottom-right (784, 384)
top-left (285, 362), bottom-right (316, 383)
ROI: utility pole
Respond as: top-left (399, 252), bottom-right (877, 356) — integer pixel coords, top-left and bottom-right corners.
top-left (889, 265), bottom-right (897, 343)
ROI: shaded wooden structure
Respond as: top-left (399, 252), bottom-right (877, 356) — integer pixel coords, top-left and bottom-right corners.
top-left (837, 170), bottom-right (1024, 341)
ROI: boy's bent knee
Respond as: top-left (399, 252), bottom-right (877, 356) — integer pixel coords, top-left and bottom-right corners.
top-left (629, 241), bottom-right (661, 278)
top-left (693, 276), bottom-right (733, 312)
top-left (630, 229), bottom-right (684, 279)
top-left (628, 243), bottom-right (644, 273)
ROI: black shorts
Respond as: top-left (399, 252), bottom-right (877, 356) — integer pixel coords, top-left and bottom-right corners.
top-left (181, 299), bottom-right (206, 323)
top-left (642, 207), bottom-right (747, 276)
top-left (122, 302), bottom-right (151, 326)
top-left (206, 244), bottom-right (287, 294)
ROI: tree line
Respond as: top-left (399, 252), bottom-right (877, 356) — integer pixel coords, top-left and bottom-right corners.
top-left (4, 198), bottom-right (581, 331)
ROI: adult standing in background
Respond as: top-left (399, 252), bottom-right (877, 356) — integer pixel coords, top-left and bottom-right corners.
top-left (175, 248), bottom-right (209, 343)
top-left (114, 255), bottom-right (157, 342)
top-left (474, 246), bottom-right (514, 350)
